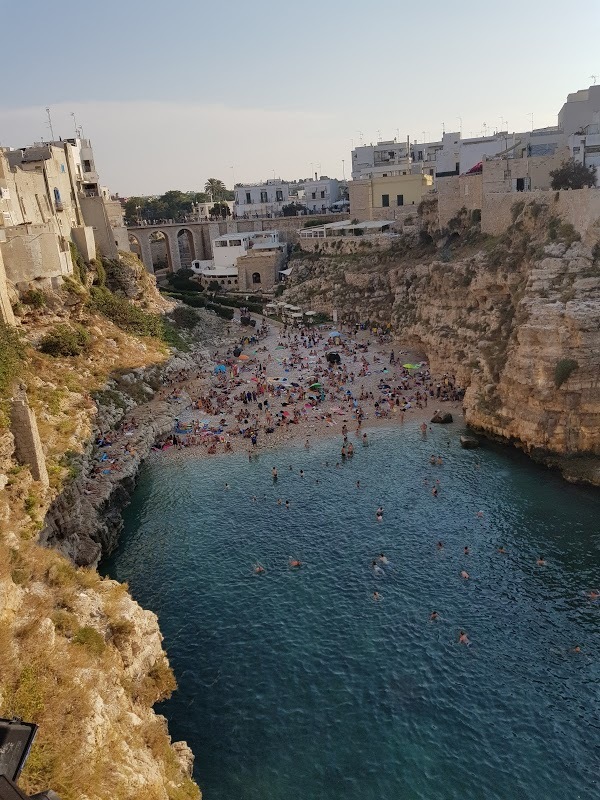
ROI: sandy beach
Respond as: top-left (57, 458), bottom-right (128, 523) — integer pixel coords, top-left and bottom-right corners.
top-left (147, 311), bottom-right (463, 461)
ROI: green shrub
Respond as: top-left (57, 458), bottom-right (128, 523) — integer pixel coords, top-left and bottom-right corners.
top-left (0, 323), bottom-right (24, 398)
top-left (89, 286), bottom-right (161, 335)
top-left (69, 241), bottom-right (88, 283)
top-left (170, 306), bottom-right (200, 329)
top-left (471, 209), bottom-right (482, 223)
top-left (167, 268), bottom-right (202, 292)
top-left (39, 324), bottom-right (90, 357)
top-left (554, 358), bottom-right (578, 388)
top-left (303, 219), bottom-right (325, 228)
top-left (22, 289), bottom-right (46, 309)
top-left (72, 626), bottom-right (105, 656)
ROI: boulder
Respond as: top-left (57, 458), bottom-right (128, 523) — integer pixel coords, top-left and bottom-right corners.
top-left (460, 435), bottom-right (480, 449)
top-left (431, 412), bottom-right (453, 424)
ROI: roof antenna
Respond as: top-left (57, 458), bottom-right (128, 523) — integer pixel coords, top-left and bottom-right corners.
top-left (45, 107), bottom-right (55, 141)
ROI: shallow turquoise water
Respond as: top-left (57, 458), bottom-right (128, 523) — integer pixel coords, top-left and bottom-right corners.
top-left (102, 424), bottom-right (600, 800)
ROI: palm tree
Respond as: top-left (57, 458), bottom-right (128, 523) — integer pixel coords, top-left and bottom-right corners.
top-left (204, 178), bottom-right (226, 202)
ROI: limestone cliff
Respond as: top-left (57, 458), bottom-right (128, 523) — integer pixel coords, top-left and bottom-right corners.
top-left (0, 256), bottom-right (210, 799)
top-left (284, 202), bottom-right (600, 484)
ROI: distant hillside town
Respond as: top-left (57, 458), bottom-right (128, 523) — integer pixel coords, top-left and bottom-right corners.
top-left (1, 83), bottom-right (600, 325)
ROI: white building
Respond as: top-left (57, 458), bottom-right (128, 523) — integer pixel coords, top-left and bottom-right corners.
top-left (190, 230), bottom-right (284, 286)
top-left (558, 85), bottom-right (600, 136)
top-left (568, 126), bottom-right (600, 173)
top-left (234, 180), bottom-right (290, 218)
top-left (303, 177), bottom-right (342, 213)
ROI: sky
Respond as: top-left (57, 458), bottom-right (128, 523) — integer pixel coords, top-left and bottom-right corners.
top-left (1, 0), bottom-right (599, 196)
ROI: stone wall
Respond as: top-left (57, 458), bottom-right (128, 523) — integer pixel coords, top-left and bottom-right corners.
top-left (1, 223), bottom-right (73, 290)
top-left (237, 249), bottom-right (283, 291)
top-left (10, 391), bottom-right (49, 486)
top-left (298, 234), bottom-right (400, 254)
top-left (0, 247), bottom-right (15, 325)
top-left (79, 195), bottom-right (119, 258)
top-left (481, 186), bottom-right (600, 238)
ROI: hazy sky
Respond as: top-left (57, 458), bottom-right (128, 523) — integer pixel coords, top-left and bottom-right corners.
top-left (1, 0), bottom-right (598, 195)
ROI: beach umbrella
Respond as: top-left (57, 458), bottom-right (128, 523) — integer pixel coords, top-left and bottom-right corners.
top-left (328, 330), bottom-right (341, 338)
top-left (403, 363), bottom-right (420, 369)
top-left (239, 354), bottom-right (250, 361)
top-left (310, 382), bottom-right (322, 388)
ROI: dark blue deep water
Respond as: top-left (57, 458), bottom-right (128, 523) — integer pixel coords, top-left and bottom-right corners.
top-left (102, 424), bottom-right (600, 800)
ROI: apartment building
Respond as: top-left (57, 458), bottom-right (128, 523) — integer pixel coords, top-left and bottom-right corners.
top-left (234, 180), bottom-right (290, 218)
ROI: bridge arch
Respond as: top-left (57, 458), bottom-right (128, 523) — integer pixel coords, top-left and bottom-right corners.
top-left (177, 228), bottom-right (196, 268)
top-left (149, 230), bottom-right (173, 276)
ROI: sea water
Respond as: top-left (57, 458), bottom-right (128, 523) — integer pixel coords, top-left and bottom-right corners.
top-left (102, 423), bottom-right (600, 800)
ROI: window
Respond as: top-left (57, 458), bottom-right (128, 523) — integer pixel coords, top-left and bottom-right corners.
top-left (381, 194), bottom-right (389, 207)
top-left (276, 189), bottom-right (283, 202)
top-left (60, 164), bottom-right (65, 173)
top-left (455, 162), bottom-right (460, 173)
top-left (418, 150), bottom-right (423, 160)
top-left (246, 192), bottom-right (251, 204)
top-left (83, 159), bottom-right (92, 172)
top-left (320, 191), bottom-right (325, 198)
top-left (429, 169), bottom-right (434, 175)
top-left (252, 272), bottom-right (261, 284)
top-left (396, 194), bottom-right (404, 206)
top-left (260, 191), bottom-right (268, 203)
top-left (311, 192), bottom-right (316, 199)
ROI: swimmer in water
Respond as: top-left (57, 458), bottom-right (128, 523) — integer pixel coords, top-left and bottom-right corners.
top-left (341, 445), bottom-right (347, 458)
top-left (476, 511), bottom-right (484, 518)
top-left (536, 556), bottom-right (546, 566)
top-left (497, 546), bottom-right (507, 554)
top-left (305, 439), bottom-right (310, 449)
top-left (373, 591), bottom-right (381, 601)
top-left (431, 486), bottom-right (438, 497)
top-left (437, 541), bottom-right (444, 550)
top-left (252, 496), bottom-right (257, 502)
top-left (224, 483), bottom-right (230, 490)
top-left (285, 500), bottom-right (290, 510)
top-left (464, 546), bottom-right (470, 555)
top-left (378, 553), bottom-right (389, 565)
top-left (587, 590), bottom-right (599, 600)
top-left (299, 469), bottom-right (304, 478)
top-left (429, 611), bottom-right (439, 621)
top-left (376, 506), bottom-right (383, 521)
top-left (429, 454), bottom-right (436, 464)
top-left (289, 558), bottom-right (302, 568)
top-left (458, 630), bottom-right (470, 645)
top-left (571, 645), bottom-right (582, 653)
top-left (461, 570), bottom-right (470, 580)
top-left (437, 455), bottom-right (443, 465)
top-left (372, 560), bottom-right (384, 577)
top-left (277, 498), bottom-right (282, 505)
top-left (362, 433), bottom-right (368, 446)
top-left (356, 480), bottom-right (361, 489)
top-left (272, 467), bottom-right (278, 480)
top-left (254, 564), bottom-right (265, 574)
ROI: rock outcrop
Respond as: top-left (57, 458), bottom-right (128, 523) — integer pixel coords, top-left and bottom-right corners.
top-left (284, 203), bottom-right (600, 484)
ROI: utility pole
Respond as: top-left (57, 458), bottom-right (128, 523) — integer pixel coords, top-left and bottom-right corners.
top-left (529, 112), bottom-right (534, 131)
top-left (457, 116), bottom-right (462, 135)
top-left (342, 159), bottom-right (345, 180)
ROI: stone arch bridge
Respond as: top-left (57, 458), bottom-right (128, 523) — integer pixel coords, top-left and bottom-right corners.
top-left (126, 215), bottom-right (340, 274)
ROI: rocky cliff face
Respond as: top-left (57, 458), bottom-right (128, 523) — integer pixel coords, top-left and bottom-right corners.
top-left (0, 257), bottom-right (215, 799)
top-left (285, 204), bottom-right (600, 483)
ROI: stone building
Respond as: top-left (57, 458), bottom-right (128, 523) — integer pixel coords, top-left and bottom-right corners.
top-left (0, 136), bottom-right (126, 307)
top-left (234, 180), bottom-right (289, 218)
top-left (349, 173), bottom-right (434, 220)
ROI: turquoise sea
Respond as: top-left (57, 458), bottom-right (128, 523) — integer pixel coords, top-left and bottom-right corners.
top-left (102, 423), bottom-right (600, 800)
